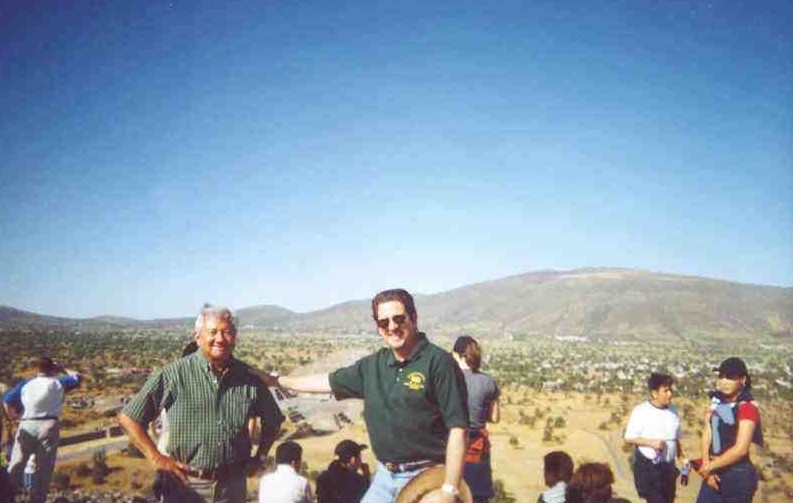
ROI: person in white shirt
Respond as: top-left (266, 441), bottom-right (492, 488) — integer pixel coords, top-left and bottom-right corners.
top-left (259, 441), bottom-right (314, 503)
top-left (624, 372), bottom-right (685, 503)
top-left (6, 356), bottom-right (81, 503)
top-left (538, 450), bottom-right (574, 503)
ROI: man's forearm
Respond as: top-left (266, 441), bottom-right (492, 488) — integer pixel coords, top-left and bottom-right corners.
top-left (118, 413), bottom-right (161, 463)
top-left (700, 422), bottom-right (712, 463)
top-left (444, 427), bottom-right (467, 488)
top-left (280, 374), bottom-right (332, 394)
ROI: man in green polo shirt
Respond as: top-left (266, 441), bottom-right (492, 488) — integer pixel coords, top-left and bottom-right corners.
top-left (280, 288), bottom-right (469, 503)
top-left (119, 305), bottom-right (284, 503)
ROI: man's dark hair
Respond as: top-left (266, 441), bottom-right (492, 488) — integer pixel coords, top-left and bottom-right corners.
top-left (275, 441), bottom-right (303, 465)
top-left (544, 450), bottom-right (574, 482)
top-left (31, 356), bottom-right (60, 375)
top-left (371, 288), bottom-right (417, 321)
top-left (647, 372), bottom-right (674, 391)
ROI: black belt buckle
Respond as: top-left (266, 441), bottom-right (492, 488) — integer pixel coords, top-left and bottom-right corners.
top-left (191, 468), bottom-right (218, 481)
top-left (384, 459), bottom-right (435, 473)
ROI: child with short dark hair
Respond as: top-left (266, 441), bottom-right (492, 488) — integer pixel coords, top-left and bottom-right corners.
top-left (259, 441), bottom-right (314, 503)
top-left (539, 451), bottom-right (574, 503)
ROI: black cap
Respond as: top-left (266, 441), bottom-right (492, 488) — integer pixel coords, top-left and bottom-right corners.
top-left (334, 440), bottom-right (367, 462)
top-left (713, 357), bottom-right (748, 377)
top-left (453, 335), bottom-right (475, 355)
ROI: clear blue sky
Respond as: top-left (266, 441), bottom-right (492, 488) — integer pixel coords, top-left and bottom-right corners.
top-left (1, 0), bottom-right (791, 319)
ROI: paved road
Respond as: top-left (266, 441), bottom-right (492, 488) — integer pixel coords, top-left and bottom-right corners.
top-left (57, 437), bottom-right (129, 462)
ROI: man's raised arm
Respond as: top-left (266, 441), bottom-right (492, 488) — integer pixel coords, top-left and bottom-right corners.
top-left (279, 373), bottom-right (332, 394)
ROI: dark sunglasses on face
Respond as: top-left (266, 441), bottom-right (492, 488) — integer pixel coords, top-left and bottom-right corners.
top-left (376, 314), bottom-right (408, 330)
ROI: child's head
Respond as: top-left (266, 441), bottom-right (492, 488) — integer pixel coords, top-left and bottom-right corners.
top-left (543, 450), bottom-right (574, 487)
top-left (275, 441), bottom-right (303, 469)
top-left (568, 462), bottom-right (615, 503)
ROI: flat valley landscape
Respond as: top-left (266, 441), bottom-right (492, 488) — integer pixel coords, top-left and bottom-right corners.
top-left (2, 269), bottom-right (792, 502)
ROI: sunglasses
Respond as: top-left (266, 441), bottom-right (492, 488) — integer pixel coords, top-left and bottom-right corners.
top-left (376, 314), bottom-right (409, 330)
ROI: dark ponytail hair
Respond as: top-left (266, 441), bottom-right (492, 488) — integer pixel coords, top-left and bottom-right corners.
top-left (453, 335), bottom-right (482, 372)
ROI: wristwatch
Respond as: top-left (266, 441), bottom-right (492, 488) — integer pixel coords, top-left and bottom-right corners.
top-left (441, 483), bottom-right (459, 496)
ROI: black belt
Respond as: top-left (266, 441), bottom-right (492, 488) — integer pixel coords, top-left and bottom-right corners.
top-left (187, 463), bottom-right (240, 481)
top-left (21, 416), bottom-right (58, 421)
top-left (383, 459), bottom-right (437, 473)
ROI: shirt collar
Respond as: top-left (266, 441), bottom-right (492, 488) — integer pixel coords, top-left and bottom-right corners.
top-left (387, 332), bottom-right (429, 367)
top-left (276, 464), bottom-right (298, 476)
top-left (191, 351), bottom-right (238, 378)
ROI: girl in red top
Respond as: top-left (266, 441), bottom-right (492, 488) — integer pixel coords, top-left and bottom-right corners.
top-left (696, 357), bottom-right (763, 503)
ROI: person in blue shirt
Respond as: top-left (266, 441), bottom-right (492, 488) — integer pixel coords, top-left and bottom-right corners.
top-left (3, 356), bottom-right (81, 503)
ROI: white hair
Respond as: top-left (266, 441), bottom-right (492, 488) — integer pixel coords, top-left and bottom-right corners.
top-left (193, 304), bottom-right (237, 335)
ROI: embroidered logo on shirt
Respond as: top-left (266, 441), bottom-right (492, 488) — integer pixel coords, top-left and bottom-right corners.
top-left (403, 372), bottom-right (426, 391)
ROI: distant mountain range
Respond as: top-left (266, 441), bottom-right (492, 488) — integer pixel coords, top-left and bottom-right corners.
top-left (2, 268), bottom-right (791, 340)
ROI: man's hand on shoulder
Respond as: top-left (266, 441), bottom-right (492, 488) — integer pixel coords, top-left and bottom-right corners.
top-left (262, 371), bottom-right (279, 388)
top-left (250, 367), bottom-right (280, 388)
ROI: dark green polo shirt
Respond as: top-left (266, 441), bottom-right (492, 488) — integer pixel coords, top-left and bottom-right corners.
top-left (329, 333), bottom-right (468, 463)
top-left (122, 352), bottom-right (284, 470)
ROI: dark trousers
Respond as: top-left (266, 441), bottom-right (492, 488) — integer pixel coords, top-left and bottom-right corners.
top-left (161, 472), bottom-right (246, 503)
top-left (695, 460), bottom-right (758, 503)
top-left (633, 451), bottom-right (678, 503)
top-left (463, 450), bottom-right (494, 503)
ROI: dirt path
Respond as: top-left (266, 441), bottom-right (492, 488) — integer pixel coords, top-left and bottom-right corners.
top-left (582, 427), bottom-right (631, 481)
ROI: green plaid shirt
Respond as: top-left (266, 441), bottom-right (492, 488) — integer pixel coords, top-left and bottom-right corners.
top-left (122, 352), bottom-right (284, 470)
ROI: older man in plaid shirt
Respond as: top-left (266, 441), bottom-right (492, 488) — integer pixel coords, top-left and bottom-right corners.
top-left (119, 305), bottom-right (284, 503)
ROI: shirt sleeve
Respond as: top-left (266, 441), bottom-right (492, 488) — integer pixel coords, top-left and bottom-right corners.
top-left (737, 401), bottom-right (760, 423)
top-left (624, 406), bottom-right (643, 439)
top-left (2, 380), bottom-right (26, 409)
top-left (329, 358), bottom-right (366, 400)
top-left (431, 352), bottom-right (469, 429)
top-left (57, 374), bottom-right (81, 391)
top-left (121, 368), bottom-right (167, 425)
top-left (491, 376), bottom-right (501, 401)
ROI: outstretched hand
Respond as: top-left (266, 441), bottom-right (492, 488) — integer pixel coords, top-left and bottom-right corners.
top-left (262, 371), bottom-right (280, 388)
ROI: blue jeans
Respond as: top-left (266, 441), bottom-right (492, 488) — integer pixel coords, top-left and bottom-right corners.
top-left (360, 462), bottom-right (426, 503)
top-left (695, 460), bottom-right (758, 503)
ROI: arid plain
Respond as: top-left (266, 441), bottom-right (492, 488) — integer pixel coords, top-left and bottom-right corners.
top-left (1, 329), bottom-right (787, 503)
